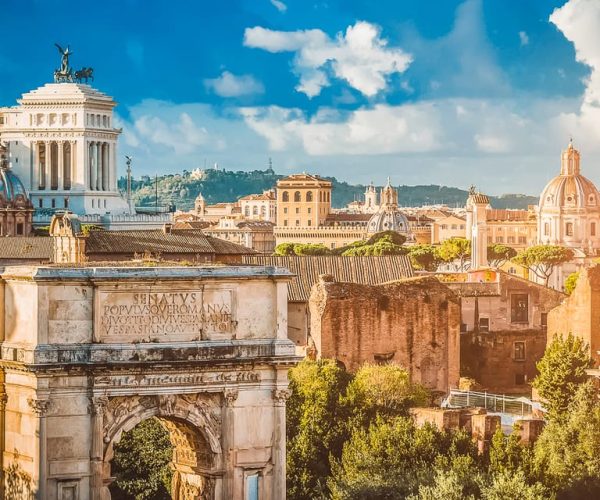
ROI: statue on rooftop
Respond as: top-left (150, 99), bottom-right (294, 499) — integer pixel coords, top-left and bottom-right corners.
top-left (54, 43), bottom-right (74, 83)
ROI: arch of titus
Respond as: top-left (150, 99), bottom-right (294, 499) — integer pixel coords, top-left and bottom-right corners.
top-left (0, 265), bottom-right (298, 499)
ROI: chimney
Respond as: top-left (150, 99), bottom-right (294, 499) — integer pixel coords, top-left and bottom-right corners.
top-left (163, 223), bottom-right (173, 234)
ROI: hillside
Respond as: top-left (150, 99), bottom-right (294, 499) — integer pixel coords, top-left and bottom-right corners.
top-left (117, 168), bottom-right (539, 211)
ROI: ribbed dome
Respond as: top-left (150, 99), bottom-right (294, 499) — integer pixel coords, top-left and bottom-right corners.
top-left (368, 209), bottom-right (411, 233)
top-left (539, 142), bottom-right (600, 210)
top-left (367, 178), bottom-right (412, 235)
top-left (0, 169), bottom-right (28, 203)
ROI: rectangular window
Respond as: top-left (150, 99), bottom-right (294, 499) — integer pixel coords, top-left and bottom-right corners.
top-left (51, 198), bottom-right (56, 208)
top-left (566, 222), bottom-right (574, 236)
top-left (507, 236), bottom-right (515, 244)
top-left (308, 207), bottom-right (311, 213)
top-left (451, 224), bottom-right (457, 230)
top-left (246, 474), bottom-right (259, 500)
top-left (16, 223), bottom-right (23, 235)
top-left (495, 236), bottom-right (503, 243)
top-left (307, 220), bottom-right (312, 226)
top-left (283, 219), bottom-right (288, 227)
top-left (441, 224), bottom-right (448, 230)
top-left (295, 220), bottom-right (300, 226)
top-left (515, 373), bottom-right (526, 385)
top-left (38, 198), bottom-right (43, 208)
top-left (295, 207), bottom-right (299, 214)
top-left (518, 236), bottom-right (526, 244)
top-left (511, 294), bottom-right (529, 323)
top-left (460, 323), bottom-right (468, 333)
top-left (487, 236), bottom-right (492, 243)
top-left (592, 222), bottom-right (596, 237)
top-left (514, 341), bottom-right (526, 361)
top-left (478, 317), bottom-right (490, 333)
top-left (283, 207), bottom-right (287, 214)
top-left (541, 312), bottom-right (548, 331)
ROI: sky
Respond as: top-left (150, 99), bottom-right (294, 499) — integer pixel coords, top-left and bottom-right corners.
top-left (1, 0), bottom-right (599, 195)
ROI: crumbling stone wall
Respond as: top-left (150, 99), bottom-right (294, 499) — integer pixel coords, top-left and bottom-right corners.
top-left (548, 264), bottom-right (600, 366)
top-left (309, 275), bottom-right (460, 393)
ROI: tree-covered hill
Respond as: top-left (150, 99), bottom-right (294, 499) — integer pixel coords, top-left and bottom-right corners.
top-left (118, 168), bottom-right (539, 211)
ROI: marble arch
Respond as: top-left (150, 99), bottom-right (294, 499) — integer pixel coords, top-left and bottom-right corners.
top-left (0, 266), bottom-right (298, 500)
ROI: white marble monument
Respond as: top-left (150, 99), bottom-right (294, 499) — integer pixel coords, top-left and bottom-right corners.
top-left (0, 265), bottom-right (298, 499)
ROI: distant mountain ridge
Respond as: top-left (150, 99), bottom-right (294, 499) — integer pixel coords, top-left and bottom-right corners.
top-left (117, 168), bottom-right (539, 211)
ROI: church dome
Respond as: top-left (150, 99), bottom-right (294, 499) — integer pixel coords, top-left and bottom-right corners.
top-left (367, 209), bottom-right (411, 234)
top-left (539, 141), bottom-right (600, 210)
top-left (0, 144), bottom-right (30, 207)
top-left (367, 178), bottom-right (412, 235)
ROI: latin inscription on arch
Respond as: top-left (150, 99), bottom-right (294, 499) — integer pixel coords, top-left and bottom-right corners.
top-left (96, 287), bottom-right (234, 342)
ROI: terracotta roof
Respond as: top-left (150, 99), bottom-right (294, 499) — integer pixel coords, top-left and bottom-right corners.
top-left (469, 193), bottom-right (490, 204)
top-left (324, 213), bottom-right (371, 224)
top-left (173, 221), bottom-right (212, 230)
top-left (85, 229), bottom-right (255, 255)
top-left (239, 193), bottom-right (276, 201)
top-left (0, 237), bottom-right (52, 260)
top-left (486, 209), bottom-right (532, 222)
top-left (242, 255), bottom-right (414, 301)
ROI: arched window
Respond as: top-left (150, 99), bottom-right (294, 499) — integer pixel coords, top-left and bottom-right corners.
top-left (252, 206), bottom-right (258, 215)
top-left (306, 191), bottom-right (313, 202)
top-left (282, 191), bottom-right (289, 202)
top-left (294, 191), bottom-right (301, 202)
top-left (245, 206), bottom-right (250, 216)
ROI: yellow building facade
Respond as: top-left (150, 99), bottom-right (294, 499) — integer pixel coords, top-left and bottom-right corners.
top-left (276, 173), bottom-right (332, 228)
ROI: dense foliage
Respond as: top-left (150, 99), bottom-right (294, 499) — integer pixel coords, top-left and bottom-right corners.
top-left (487, 244), bottom-right (517, 268)
top-left (532, 333), bottom-right (591, 419)
top-left (287, 352), bottom-right (600, 500)
top-left (436, 237), bottom-right (471, 271)
top-left (407, 244), bottom-right (442, 271)
top-left (110, 418), bottom-right (172, 500)
top-left (118, 168), bottom-right (538, 211)
top-left (564, 271), bottom-right (580, 295)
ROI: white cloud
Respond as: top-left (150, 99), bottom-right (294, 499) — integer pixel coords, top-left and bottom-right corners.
top-left (550, 0), bottom-right (600, 144)
top-left (518, 31), bottom-right (529, 46)
top-left (204, 71), bottom-right (264, 97)
top-left (244, 21), bottom-right (412, 97)
top-left (270, 0), bottom-right (287, 13)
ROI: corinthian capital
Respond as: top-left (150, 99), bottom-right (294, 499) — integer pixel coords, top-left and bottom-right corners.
top-left (28, 397), bottom-right (51, 416)
top-left (90, 395), bottom-right (109, 416)
top-left (223, 389), bottom-right (239, 407)
top-left (272, 388), bottom-right (292, 405)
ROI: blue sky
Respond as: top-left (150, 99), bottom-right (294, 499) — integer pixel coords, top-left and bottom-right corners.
top-left (1, 0), bottom-right (599, 195)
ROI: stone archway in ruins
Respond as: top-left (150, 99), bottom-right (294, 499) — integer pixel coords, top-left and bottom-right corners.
top-left (95, 392), bottom-right (226, 500)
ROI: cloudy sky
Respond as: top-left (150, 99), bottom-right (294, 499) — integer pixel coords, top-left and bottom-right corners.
top-left (1, 0), bottom-right (599, 195)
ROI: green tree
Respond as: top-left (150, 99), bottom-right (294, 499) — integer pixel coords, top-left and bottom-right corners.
top-left (342, 235), bottom-right (408, 256)
top-left (292, 243), bottom-right (331, 256)
top-left (487, 243), bottom-right (517, 268)
top-left (366, 231), bottom-right (407, 246)
top-left (564, 272), bottom-right (580, 295)
top-left (274, 242), bottom-right (295, 256)
top-left (408, 244), bottom-right (442, 271)
top-left (480, 470), bottom-right (554, 500)
top-left (532, 333), bottom-right (591, 419)
top-left (286, 359), bottom-right (351, 500)
top-left (342, 363), bottom-right (429, 430)
top-left (533, 382), bottom-right (600, 498)
top-left (436, 237), bottom-right (471, 271)
top-left (328, 417), bottom-right (477, 499)
top-left (110, 418), bottom-right (173, 500)
top-left (512, 245), bottom-right (574, 286)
